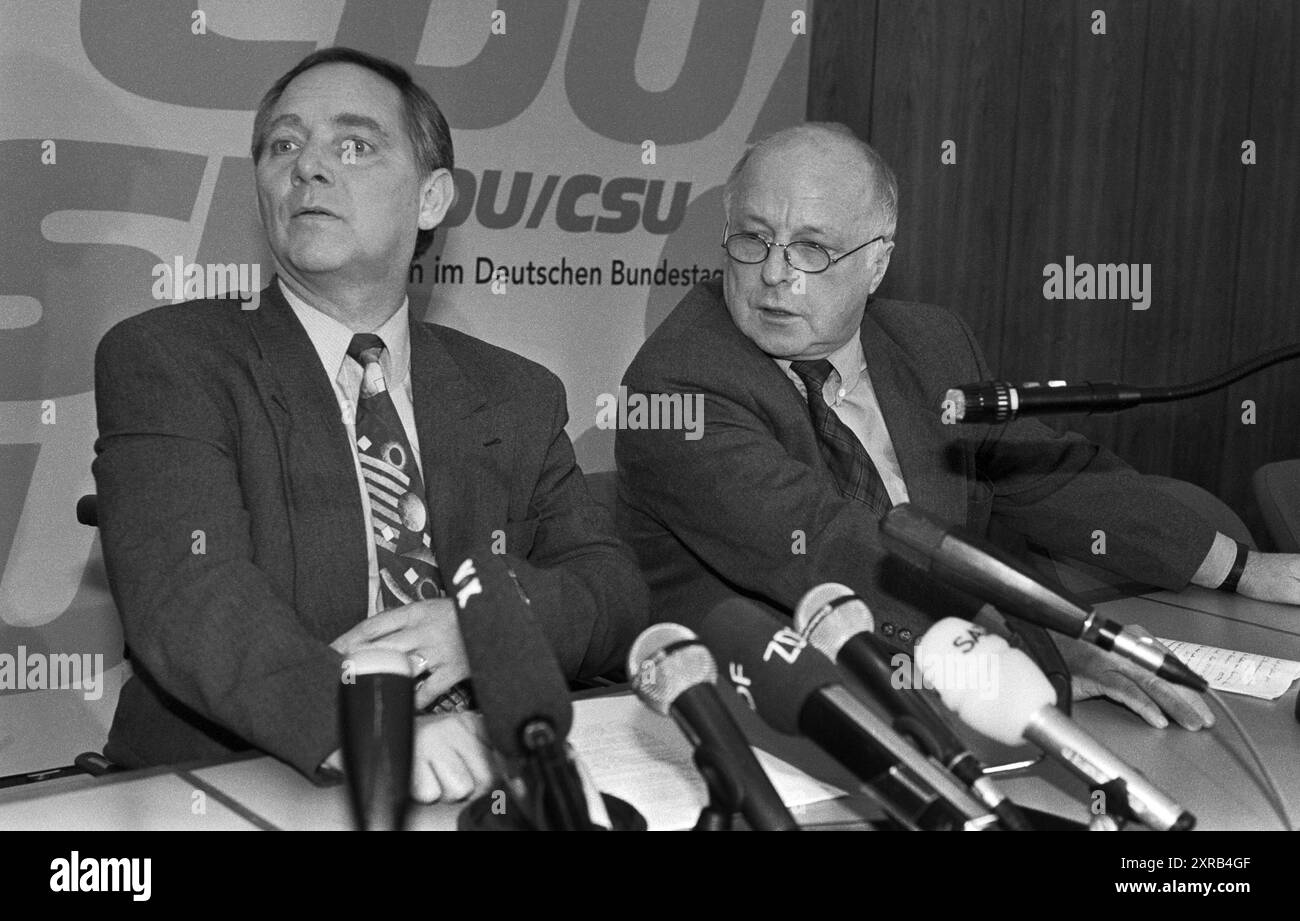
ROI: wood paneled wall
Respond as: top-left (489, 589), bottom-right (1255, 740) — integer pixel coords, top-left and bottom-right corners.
top-left (809, 0), bottom-right (1300, 546)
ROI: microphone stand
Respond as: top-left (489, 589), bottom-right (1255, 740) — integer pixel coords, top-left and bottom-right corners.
top-left (691, 748), bottom-right (743, 831)
top-left (457, 723), bottom-right (650, 831)
top-left (950, 341), bottom-right (1300, 422)
top-left (1116, 342), bottom-right (1300, 408)
top-left (518, 720), bottom-right (598, 830)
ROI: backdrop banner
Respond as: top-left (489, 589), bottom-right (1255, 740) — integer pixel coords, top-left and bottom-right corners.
top-left (0, 0), bottom-right (809, 774)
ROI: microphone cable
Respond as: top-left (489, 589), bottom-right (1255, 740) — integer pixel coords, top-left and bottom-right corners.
top-left (1201, 687), bottom-right (1292, 831)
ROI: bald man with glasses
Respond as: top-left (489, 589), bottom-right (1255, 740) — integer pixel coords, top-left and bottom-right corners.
top-left (616, 122), bottom-right (1300, 731)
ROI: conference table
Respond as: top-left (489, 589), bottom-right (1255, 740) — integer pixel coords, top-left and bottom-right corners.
top-left (2, 588), bottom-right (1297, 831)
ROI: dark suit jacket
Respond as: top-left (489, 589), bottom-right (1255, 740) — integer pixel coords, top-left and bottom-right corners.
top-left (93, 280), bottom-right (647, 777)
top-left (616, 279), bottom-right (1217, 650)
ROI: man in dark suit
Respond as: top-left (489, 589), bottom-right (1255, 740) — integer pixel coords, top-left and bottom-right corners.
top-left (93, 47), bottom-right (646, 801)
top-left (617, 123), bottom-right (1300, 729)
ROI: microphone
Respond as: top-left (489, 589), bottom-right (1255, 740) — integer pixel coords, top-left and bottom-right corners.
top-left (698, 598), bottom-right (998, 830)
top-left (944, 342), bottom-right (1300, 424)
top-left (880, 504), bottom-right (1207, 691)
top-left (451, 551), bottom-right (623, 830)
top-left (944, 380), bottom-right (1141, 424)
top-left (915, 617), bottom-right (1195, 831)
top-left (339, 647), bottom-right (414, 831)
top-left (628, 623), bottom-right (799, 831)
top-left (793, 583), bottom-right (1031, 831)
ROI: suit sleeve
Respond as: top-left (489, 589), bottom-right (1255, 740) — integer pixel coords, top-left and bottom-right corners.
top-left (503, 373), bottom-right (649, 679)
top-left (92, 320), bottom-right (343, 778)
top-left (616, 359), bottom-right (944, 634)
top-left (953, 317), bottom-right (1219, 588)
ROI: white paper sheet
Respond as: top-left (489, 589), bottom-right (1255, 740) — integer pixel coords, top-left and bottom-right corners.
top-left (1156, 638), bottom-right (1300, 700)
top-left (569, 695), bottom-right (845, 830)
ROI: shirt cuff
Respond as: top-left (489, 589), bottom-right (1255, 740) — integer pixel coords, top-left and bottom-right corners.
top-left (1190, 531), bottom-right (1238, 588)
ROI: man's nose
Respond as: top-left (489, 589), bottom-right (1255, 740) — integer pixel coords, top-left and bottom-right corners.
top-left (760, 243), bottom-right (797, 287)
top-left (291, 141), bottom-right (334, 185)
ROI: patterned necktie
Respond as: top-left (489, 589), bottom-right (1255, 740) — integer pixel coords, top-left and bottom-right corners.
top-left (347, 334), bottom-right (471, 714)
top-left (789, 358), bottom-right (893, 517)
top-left (347, 333), bottom-right (444, 606)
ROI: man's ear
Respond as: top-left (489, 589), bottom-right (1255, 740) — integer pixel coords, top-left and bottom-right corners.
top-left (417, 168), bottom-right (455, 231)
top-left (867, 240), bottom-right (895, 295)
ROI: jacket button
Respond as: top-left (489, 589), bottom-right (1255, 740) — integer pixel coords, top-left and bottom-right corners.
top-left (898, 628), bottom-right (913, 644)
top-left (881, 622), bottom-right (895, 637)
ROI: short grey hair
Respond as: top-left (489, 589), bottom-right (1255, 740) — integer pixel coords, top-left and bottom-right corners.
top-left (723, 122), bottom-right (898, 240)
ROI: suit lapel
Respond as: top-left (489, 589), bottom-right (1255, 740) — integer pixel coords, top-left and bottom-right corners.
top-left (246, 282), bottom-right (369, 633)
top-left (407, 317), bottom-right (497, 571)
top-left (860, 307), bottom-right (969, 527)
top-left (681, 283), bottom-right (971, 527)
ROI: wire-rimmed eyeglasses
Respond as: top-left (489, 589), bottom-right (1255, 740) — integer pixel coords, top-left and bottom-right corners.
top-left (721, 221), bottom-right (886, 274)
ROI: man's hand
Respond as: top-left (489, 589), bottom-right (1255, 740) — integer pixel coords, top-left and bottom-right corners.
top-left (410, 711), bottom-right (495, 804)
top-left (331, 598), bottom-right (469, 709)
top-left (1236, 552), bottom-right (1300, 606)
top-left (1059, 626), bottom-right (1214, 730)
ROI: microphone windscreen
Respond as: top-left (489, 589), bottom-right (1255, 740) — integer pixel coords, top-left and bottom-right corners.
top-left (451, 550), bottom-right (572, 757)
top-left (627, 623), bottom-right (717, 715)
top-left (699, 597), bottom-right (841, 735)
top-left (793, 582), bottom-right (875, 660)
top-left (915, 617), bottom-right (1055, 747)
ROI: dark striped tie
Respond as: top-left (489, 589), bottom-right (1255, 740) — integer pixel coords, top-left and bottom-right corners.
top-left (347, 333), bottom-right (470, 714)
top-left (789, 358), bottom-right (893, 517)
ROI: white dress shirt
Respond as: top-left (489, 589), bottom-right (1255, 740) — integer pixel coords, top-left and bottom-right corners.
top-left (775, 334), bottom-right (911, 505)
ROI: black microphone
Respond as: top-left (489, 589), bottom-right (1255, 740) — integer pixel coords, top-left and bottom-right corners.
top-left (944, 380), bottom-right (1141, 424)
top-left (450, 551), bottom-right (600, 830)
top-left (945, 342), bottom-right (1300, 423)
top-left (793, 583), bottom-right (1031, 831)
top-left (339, 647), bottom-right (414, 831)
top-left (629, 623), bottom-right (799, 831)
top-left (698, 598), bottom-right (997, 830)
top-left (916, 617), bottom-right (1195, 831)
top-left (880, 504), bottom-right (1207, 691)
